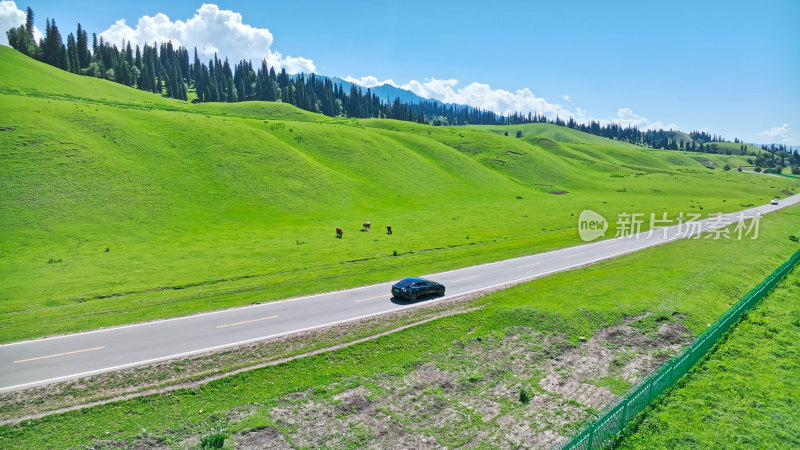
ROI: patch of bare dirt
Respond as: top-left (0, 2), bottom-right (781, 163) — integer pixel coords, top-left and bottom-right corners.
top-left (462, 396), bottom-right (501, 422)
top-left (84, 433), bottom-right (170, 450)
top-left (538, 316), bottom-right (692, 410)
top-left (267, 388), bottom-right (419, 449)
top-left (333, 386), bottom-right (375, 414)
top-left (226, 404), bottom-right (257, 422)
top-left (234, 427), bottom-right (292, 449)
top-left (404, 363), bottom-right (459, 390)
top-left (493, 415), bottom-right (536, 446)
top-left (657, 321), bottom-right (692, 346)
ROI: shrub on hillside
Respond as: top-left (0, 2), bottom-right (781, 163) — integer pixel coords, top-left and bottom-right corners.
top-left (519, 388), bottom-right (532, 404)
top-left (200, 433), bottom-right (225, 449)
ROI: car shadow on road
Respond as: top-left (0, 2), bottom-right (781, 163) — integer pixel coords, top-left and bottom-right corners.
top-left (390, 293), bottom-right (444, 305)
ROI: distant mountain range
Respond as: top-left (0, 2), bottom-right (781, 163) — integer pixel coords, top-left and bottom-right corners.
top-left (328, 77), bottom-right (431, 105)
top-left (294, 73), bottom-right (475, 110)
top-left (325, 76), bottom-right (484, 113)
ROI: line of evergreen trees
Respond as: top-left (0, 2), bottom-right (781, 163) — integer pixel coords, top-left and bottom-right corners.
top-left (6, 8), bottom-right (189, 100)
top-left (4, 10), bottom-right (518, 126)
top-left (191, 54), bottom-right (425, 122)
top-left (9, 6), bottom-right (769, 154)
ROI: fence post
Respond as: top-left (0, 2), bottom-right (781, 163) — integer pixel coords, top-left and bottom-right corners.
top-left (621, 397), bottom-right (629, 424)
top-left (587, 422), bottom-right (595, 450)
top-left (665, 362), bottom-right (671, 386)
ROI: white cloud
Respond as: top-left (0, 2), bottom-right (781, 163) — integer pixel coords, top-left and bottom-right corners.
top-left (343, 75), bottom-right (398, 88)
top-left (338, 73), bottom-right (690, 132)
top-left (562, 94), bottom-right (571, 102)
top-left (597, 107), bottom-right (678, 131)
top-left (0, 1), bottom-right (24, 46)
top-left (0, 0), bottom-right (41, 46)
top-left (337, 75), bottom-right (683, 131)
top-left (99, 3), bottom-right (315, 73)
top-left (395, 77), bottom-right (571, 119)
top-left (758, 123), bottom-right (790, 142)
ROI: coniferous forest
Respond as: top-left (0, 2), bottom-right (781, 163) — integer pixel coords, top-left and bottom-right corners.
top-left (6, 6), bottom-right (800, 167)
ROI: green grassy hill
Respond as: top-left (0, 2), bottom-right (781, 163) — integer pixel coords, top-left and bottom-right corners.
top-left (471, 122), bottom-right (632, 146)
top-left (1, 46), bottom-right (797, 341)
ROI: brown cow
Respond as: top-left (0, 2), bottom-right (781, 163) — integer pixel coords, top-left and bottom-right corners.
top-left (336, 227), bottom-right (343, 238)
top-left (386, 225), bottom-right (392, 235)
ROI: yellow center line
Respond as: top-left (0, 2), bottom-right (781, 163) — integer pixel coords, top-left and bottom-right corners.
top-left (605, 244), bottom-right (619, 249)
top-left (517, 262), bottom-right (541, 269)
top-left (14, 346), bottom-right (105, 364)
top-left (568, 252), bottom-right (585, 258)
top-left (452, 275), bottom-right (480, 283)
top-left (216, 315), bottom-right (278, 329)
top-left (354, 295), bottom-right (386, 303)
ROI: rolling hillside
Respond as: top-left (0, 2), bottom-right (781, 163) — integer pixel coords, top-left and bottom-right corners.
top-left (1, 46), bottom-right (797, 341)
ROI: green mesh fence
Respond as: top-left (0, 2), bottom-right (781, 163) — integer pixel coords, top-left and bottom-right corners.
top-left (552, 248), bottom-right (800, 450)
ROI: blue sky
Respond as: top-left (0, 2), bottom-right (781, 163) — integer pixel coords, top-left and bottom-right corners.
top-left (5, 0), bottom-right (799, 144)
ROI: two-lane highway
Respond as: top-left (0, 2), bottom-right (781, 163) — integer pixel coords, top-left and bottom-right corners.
top-left (2, 195), bottom-right (799, 392)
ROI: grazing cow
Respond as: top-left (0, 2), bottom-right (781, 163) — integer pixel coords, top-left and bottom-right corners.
top-left (386, 225), bottom-right (392, 235)
top-left (362, 221), bottom-right (371, 232)
top-left (336, 227), bottom-right (343, 238)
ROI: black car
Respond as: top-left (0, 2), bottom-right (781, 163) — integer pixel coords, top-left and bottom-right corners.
top-left (391, 277), bottom-right (445, 301)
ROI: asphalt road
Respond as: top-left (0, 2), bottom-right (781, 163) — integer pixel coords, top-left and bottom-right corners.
top-left (2, 195), bottom-right (798, 392)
